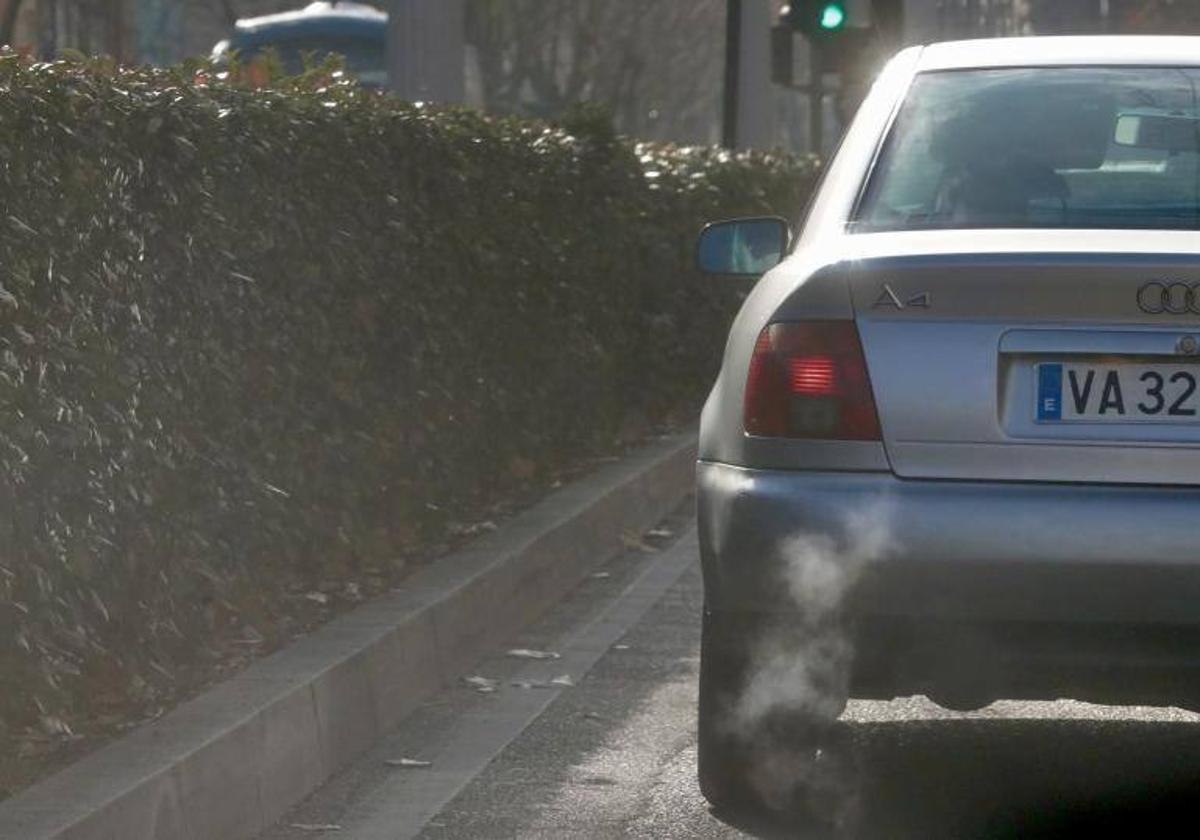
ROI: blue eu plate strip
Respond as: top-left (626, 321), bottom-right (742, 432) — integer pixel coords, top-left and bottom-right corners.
top-left (1037, 363), bottom-right (1063, 421)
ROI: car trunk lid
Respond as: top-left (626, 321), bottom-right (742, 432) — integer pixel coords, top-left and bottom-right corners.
top-left (844, 229), bottom-right (1200, 485)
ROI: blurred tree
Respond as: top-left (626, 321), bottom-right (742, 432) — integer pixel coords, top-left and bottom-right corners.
top-left (31, 0), bottom-right (132, 59)
top-left (1025, 0), bottom-right (1105, 34)
top-left (465, 0), bottom-right (726, 145)
top-left (936, 0), bottom-right (1026, 37)
top-left (186, 0), bottom-right (275, 31)
top-left (1109, 0), bottom-right (1200, 32)
top-left (1025, 0), bottom-right (1200, 34)
top-left (0, 0), bottom-right (26, 46)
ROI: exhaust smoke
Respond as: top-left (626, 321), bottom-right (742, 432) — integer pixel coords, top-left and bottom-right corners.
top-left (728, 500), bottom-right (896, 826)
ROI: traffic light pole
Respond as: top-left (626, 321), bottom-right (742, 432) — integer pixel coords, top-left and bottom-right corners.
top-left (722, 0), bottom-right (742, 149)
top-left (809, 42), bottom-right (824, 153)
top-left (723, 0), bottom-right (772, 150)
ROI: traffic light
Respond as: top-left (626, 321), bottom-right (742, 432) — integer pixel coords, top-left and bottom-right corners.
top-left (777, 1), bottom-right (879, 79)
top-left (776, 1), bottom-right (856, 82)
top-left (818, 2), bottom-right (847, 31)
top-left (783, 1), bottom-right (848, 36)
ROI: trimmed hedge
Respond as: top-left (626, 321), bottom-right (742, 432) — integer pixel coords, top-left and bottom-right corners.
top-left (0, 53), bottom-right (818, 747)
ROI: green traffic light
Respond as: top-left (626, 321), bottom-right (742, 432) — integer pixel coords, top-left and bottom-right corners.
top-left (819, 2), bottom-right (846, 30)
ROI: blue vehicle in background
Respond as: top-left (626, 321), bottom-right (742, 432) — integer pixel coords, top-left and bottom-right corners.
top-left (211, 1), bottom-right (387, 88)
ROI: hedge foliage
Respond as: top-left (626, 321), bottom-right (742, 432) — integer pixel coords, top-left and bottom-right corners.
top-left (0, 53), bottom-right (819, 748)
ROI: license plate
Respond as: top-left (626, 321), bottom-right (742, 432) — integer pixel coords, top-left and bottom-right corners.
top-left (1036, 361), bottom-right (1200, 423)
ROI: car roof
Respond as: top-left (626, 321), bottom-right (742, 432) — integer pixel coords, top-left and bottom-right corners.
top-left (917, 36), bottom-right (1200, 71)
top-left (233, 1), bottom-right (385, 40)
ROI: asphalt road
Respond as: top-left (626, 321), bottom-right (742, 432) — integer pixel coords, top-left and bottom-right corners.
top-left (261, 502), bottom-right (1200, 839)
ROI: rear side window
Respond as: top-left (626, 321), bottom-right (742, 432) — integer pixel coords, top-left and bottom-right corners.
top-left (855, 67), bottom-right (1200, 231)
top-left (235, 35), bottom-right (387, 87)
top-left (278, 36), bottom-right (385, 83)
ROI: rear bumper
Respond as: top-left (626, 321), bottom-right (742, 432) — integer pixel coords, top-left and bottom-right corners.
top-left (698, 461), bottom-right (1200, 704)
top-left (850, 615), bottom-right (1200, 706)
top-left (698, 461), bottom-right (1200, 624)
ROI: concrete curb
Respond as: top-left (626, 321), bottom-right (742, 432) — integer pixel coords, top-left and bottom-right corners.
top-left (0, 433), bottom-right (697, 840)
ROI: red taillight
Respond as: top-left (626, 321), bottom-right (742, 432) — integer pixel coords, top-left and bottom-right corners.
top-left (744, 322), bottom-right (881, 440)
top-left (789, 356), bottom-right (836, 396)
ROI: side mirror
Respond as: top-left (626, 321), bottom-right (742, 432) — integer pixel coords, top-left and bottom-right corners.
top-left (696, 217), bottom-right (790, 278)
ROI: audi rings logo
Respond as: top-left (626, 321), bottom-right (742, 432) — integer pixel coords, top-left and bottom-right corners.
top-left (1138, 281), bottom-right (1200, 315)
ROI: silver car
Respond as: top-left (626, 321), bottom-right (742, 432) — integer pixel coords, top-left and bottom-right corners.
top-left (696, 36), bottom-right (1200, 814)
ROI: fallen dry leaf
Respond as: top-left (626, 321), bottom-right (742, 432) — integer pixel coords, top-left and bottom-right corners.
top-left (385, 758), bottom-right (432, 769)
top-left (505, 648), bottom-right (560, 661)
top-left (620, 531), bottom-right (658, 553)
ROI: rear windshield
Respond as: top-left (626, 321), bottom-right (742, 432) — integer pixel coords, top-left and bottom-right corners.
top-left (854, 67), bottom-right (1200, 232)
